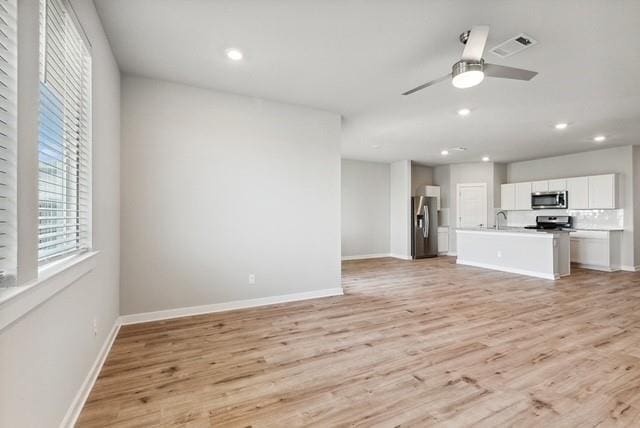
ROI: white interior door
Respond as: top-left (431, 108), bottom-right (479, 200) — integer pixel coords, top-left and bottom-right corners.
top-left (457, 183), bottom-right (488, 227)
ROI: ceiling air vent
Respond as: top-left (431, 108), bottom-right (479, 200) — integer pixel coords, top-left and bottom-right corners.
top-left (489, 33), bottom-right (538, 58)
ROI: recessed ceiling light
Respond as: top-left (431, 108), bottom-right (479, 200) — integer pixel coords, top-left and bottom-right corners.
top-left (482, 156), bottom-right (490, 162)
top-left (593, 135), bottom-right (606, 143)
top-left (225, 48), bottom-right (243, 61)
top-left (555, 122), bottom-right (568, 130)
top-left (441, 150), bottom-right (449, 156)
top-left (457, 108), bottom-right (471, 116)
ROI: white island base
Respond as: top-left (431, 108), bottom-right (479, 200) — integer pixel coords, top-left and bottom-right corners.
top-left (456, 228), bottom-right (571, 280)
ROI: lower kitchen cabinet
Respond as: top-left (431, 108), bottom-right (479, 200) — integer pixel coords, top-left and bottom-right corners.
top-left (570, 230), bottom-right (621, 271)
top-left (437, 227), bottom-right (449, 254)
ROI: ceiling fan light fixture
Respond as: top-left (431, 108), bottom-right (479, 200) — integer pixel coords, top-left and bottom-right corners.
top-left (451, 60), bottom-right (485, 89)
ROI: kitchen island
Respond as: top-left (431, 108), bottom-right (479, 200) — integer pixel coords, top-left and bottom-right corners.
top-left (456, 227), bottom-right (571, 280)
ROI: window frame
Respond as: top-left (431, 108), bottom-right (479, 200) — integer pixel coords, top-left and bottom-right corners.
top-left (0, 0), bottom-right (18, 288)
top-left (37, 0), bottom-right (92, 267)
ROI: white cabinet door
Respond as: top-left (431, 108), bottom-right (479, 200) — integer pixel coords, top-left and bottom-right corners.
top-left (570, 235), bottom-right (609, 266)
top-left (588, 174), bottom-right (616, 209)
top-left (515, 182), bottom-right (532, 210)
top-left (548, 179), bottom-right (567, 191)
top-left (570, 238), bottom-right (580, 263)
top-left (531, 181), bottom-right (549, 192)
top-left (567, 177), bottom-right (589, 209)
top-left (437, 231), bottom-right (449, 253)
top-left (500, 184), bottom-right (515, 210)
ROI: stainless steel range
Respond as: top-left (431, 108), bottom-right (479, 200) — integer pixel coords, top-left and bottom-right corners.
top-left (524, 215), bottom-right (573, 231)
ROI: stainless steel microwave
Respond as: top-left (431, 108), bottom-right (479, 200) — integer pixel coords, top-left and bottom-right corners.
top-left (531, 191), bottom-right (568, 209)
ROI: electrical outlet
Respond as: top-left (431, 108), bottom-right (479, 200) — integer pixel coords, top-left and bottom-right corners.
top-left (92, 318), bottom-right (98, 336)
top-left (248, 274), bottom-right (256, 285)
top-left (497, 251), bottom-right (502, 258)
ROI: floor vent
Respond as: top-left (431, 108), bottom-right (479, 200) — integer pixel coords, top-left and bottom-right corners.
top-left (489, 33), bottom-right (537, 58)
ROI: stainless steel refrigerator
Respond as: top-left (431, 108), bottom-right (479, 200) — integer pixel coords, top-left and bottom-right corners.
top-left (411, 196), bottom-right (438, 259)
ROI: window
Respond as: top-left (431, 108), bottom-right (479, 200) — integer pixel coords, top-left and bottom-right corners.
top-left (38, 0), bottom-right (91, 265)
top-left (0, 0), bottom-right (16, 285)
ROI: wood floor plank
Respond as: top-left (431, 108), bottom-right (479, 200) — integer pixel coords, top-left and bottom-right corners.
top-left (77, 257), bottom-right (640, 427)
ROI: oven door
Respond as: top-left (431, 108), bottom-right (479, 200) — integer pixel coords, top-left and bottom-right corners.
top-left (531, 191), bottom-right (568, 209)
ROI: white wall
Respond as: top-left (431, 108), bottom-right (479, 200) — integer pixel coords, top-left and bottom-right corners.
top-left (411, 163), bottom-right (433, 196)
top-left (493, 163), bottom-right (507, 210)
top-left (433, 165), bottom-right (450, 209)
top-left (389, 160), bottom-right (411, 258)
top-left (634, 146), bottom-right (640, 267)
top-left (341, 159), bottom-right (390, 258)
top-left (0, 1), bottom-right (121, 426)
top-left (507, 146), bottom-right (635, 269)
top-left (120, 76), bottom-right (341, 315)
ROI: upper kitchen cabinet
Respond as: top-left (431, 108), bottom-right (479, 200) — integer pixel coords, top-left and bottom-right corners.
top-left (425, 185), bottom-right (441, 210)
top-left (515, 182), bottom-right (532, 210)
top-left (567, 177), bottom-right (589, 209)
top-left (531, 181), bottom-right (549, 192)
top-left (500, 174), bottom-right (617, 211)
top-left (500, 183), bottom-right (516, 210)
top-left (547, 179), bottom-right (567, 191)
top-left (588, 174), bottom-right (617, 209)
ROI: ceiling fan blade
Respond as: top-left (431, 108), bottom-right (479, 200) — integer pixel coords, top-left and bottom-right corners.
top-left (402, 74), bottom-right (451, 95)
top-left (484, 63), bottom-right (538, 81)
top-left (461, 25), bottom-right (490, 61)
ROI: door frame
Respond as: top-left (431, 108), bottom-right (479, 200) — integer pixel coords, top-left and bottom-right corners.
top-left (456, 183), bottom-right (488, 228)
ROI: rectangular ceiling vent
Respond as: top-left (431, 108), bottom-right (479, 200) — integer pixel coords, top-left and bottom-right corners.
top-left (489, 33), bottom-right (538, 58)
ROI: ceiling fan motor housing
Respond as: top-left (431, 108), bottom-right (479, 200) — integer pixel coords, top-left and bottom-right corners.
top-left (452, 59), bottom-right (484, 76)
top-left (459, 30), bottom-right (471, 44)
top-left (452, 59), bottom-right (485, 88)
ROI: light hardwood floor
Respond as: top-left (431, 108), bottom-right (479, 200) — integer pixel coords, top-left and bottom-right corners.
top-left (78, 257), bottom-right (640, 427)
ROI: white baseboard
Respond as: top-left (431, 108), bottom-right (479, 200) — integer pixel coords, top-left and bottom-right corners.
top-left (447, 252), bottom-right (457, 257)
top-left (574, 263), bottom-right (621, 272)
top-left (390, 254), bottom-right (412, 260)
top-left (120, 288), bottom-right (345, 325)
top-left (457, 259), bottom-right (558, 280)
top-left (621, 265), bottom-right (640, 272)
top-left (341, 253), bottom-right (391, 261)
top-left (61, 318), bottom-right (121, 428)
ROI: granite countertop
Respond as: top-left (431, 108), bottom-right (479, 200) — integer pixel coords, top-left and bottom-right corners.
top-left (572, 228), bottom-right (624, 232)
top-left (456, 226), bottom-right (571, 235)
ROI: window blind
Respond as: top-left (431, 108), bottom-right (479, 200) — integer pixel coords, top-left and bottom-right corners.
top-left (38, 0), bottom-right (91, 264)
top-left (0, 0), bottom-right (16, 285)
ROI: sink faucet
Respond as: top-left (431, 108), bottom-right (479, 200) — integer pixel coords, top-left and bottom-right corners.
top-left (496, 210), bottom-right (507, 230)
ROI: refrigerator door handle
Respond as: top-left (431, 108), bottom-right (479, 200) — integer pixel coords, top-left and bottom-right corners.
top-left (423, 205), bottom-right (429, 238)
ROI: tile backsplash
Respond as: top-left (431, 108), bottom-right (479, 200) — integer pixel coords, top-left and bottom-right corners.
top-left (504, 209), bottom-right (624, 230)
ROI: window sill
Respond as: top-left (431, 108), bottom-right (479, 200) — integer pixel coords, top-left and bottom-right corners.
top-left (0, 251), bottom-right (99, 332)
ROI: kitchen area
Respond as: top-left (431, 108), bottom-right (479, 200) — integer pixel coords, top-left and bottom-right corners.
top-left (411, 167), bottom-right (626, 279)
top-left (342, 146), bottom-right (636, 277)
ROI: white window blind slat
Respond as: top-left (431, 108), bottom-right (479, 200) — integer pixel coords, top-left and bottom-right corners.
top-left (38, 0), bottom-right (92, 265)
top-left (0, 0), bottom-right (15, 286)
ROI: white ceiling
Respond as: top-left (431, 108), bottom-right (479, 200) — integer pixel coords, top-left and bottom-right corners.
top-left (95, 0), bottom-right (640, 165)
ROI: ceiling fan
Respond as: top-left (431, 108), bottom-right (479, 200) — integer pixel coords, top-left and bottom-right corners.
top-left (402, 25), bottom-right (538, 95)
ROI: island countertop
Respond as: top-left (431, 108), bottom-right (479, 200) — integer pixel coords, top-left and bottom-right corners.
top-left (456, 227), bottom-right (573, 236)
